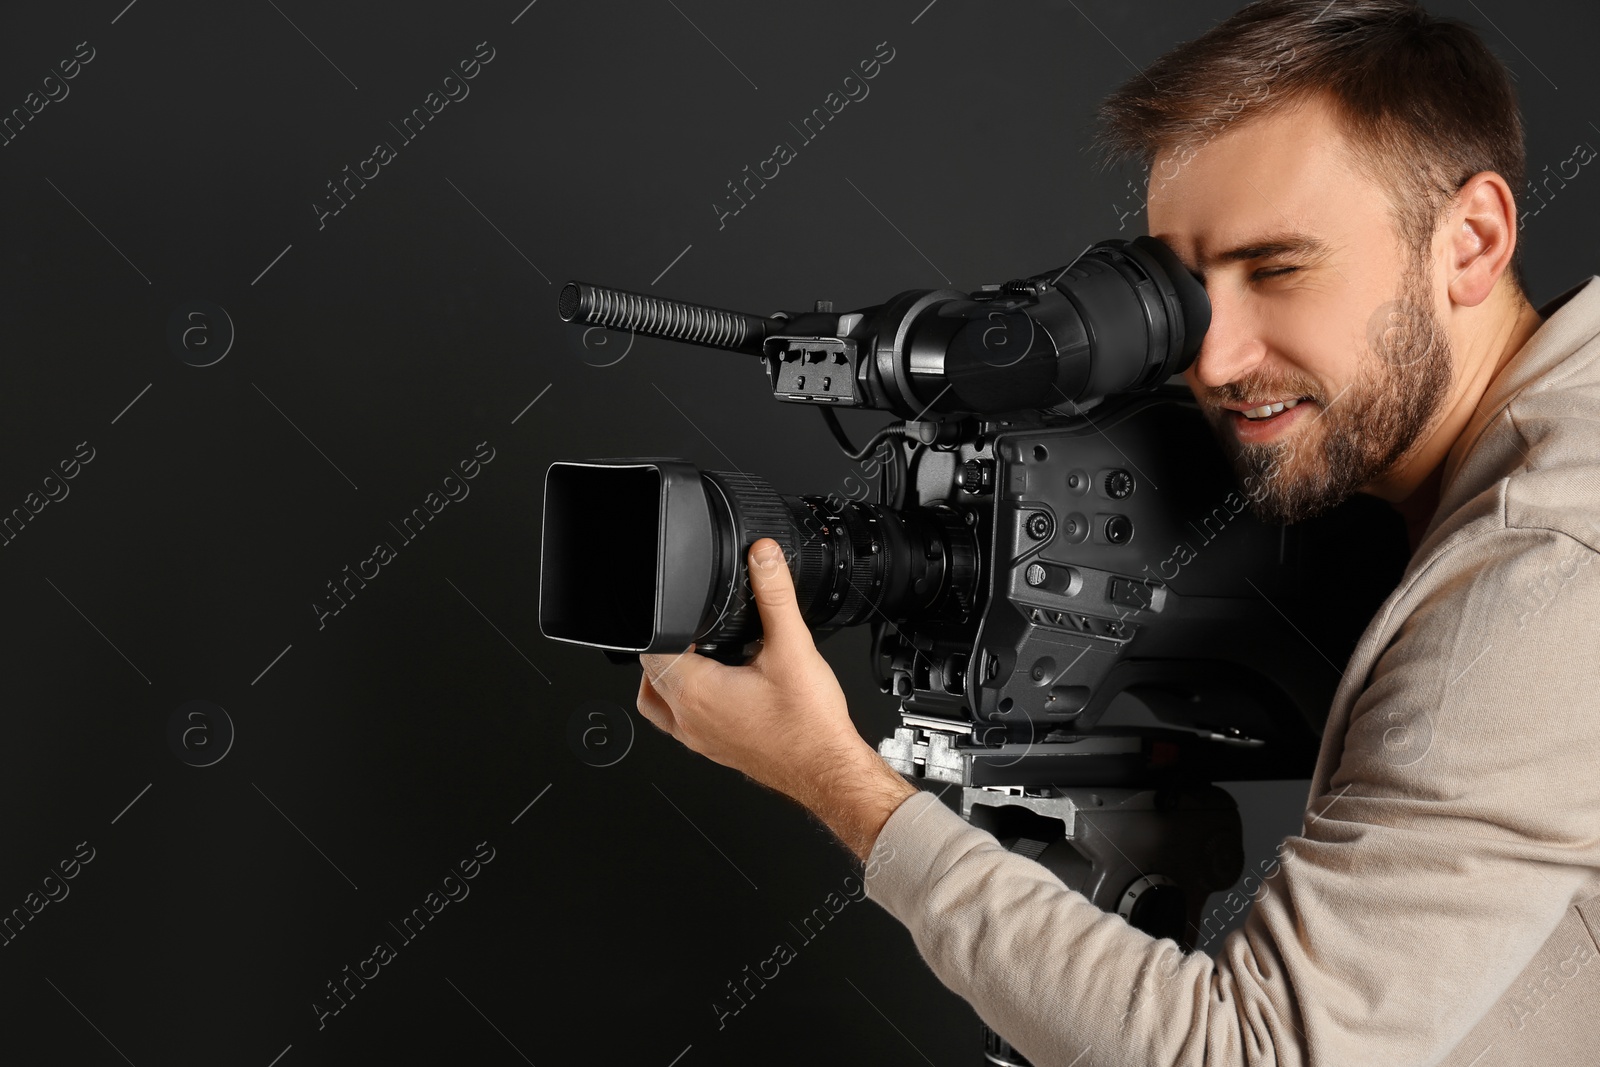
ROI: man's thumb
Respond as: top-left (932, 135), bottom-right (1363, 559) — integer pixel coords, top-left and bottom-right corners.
top-left (748, 538), bottom-right (808, 651)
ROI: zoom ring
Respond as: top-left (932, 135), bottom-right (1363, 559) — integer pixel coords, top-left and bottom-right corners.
top-left (833, 504), bottom-right (884, 626)
top-left (785, 499), bottom-right (832, 621)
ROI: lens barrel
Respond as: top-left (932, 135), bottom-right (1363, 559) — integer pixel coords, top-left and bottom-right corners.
top-left (538, 461), bottom-right (978, 661)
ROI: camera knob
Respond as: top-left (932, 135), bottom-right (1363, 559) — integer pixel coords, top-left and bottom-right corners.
top-left (958, 459), bottom-right (995, 495)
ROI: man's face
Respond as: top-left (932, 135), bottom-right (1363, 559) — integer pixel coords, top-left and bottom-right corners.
top-left (1148, 95), bottom-right (1454, 524)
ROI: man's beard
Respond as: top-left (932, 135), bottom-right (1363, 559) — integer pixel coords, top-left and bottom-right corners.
top-left (1207, 258), bottom-right (1454, 525)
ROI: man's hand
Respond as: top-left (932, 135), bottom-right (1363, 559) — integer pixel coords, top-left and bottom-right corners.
top-left (637, 537), bottom-right (919, 859)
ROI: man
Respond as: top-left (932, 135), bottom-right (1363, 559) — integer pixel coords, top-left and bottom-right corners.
top-left (637, 2), bottom-right (1600, 1063)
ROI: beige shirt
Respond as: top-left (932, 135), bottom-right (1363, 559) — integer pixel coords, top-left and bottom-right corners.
top-left (865, 277), bottom-right (1600, 1066)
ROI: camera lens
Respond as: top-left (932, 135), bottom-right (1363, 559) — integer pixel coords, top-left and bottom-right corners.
top-left (695, 472), bottom-right (981, 653)
top-left (538, 461), bottom-right (980, 661)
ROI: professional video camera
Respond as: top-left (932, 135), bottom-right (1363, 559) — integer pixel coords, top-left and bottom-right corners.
top-left (540, 237), bottom-right (1402, 1065)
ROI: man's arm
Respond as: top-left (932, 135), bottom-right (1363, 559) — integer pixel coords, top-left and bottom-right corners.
top-left (784, 737), bottom-right (920, 862)
top-left (861, 526), bottom-right (1600, 1065)
top-left (637, 538), bottom-right (918, 860)
top-left (640, 530), bottom-right (1600, 1065)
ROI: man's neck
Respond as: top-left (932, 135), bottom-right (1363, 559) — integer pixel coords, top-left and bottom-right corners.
top-left (1391, 462), bottom-right (1445, 554)
top-left (1370, 286), bottom-right (1546, 553)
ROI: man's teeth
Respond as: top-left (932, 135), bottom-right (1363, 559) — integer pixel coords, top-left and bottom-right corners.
top-left (1241, 398), bottom-right (1303, 421)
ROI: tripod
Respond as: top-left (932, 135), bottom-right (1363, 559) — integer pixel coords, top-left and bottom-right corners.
top-left (880, 725), bottom-right (1249, 1067)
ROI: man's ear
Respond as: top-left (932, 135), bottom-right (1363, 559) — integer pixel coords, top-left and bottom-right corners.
top-left (1443, 171), bottom-right (1518, 308)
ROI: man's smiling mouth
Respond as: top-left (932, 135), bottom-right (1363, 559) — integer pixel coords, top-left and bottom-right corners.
top-left (1239, 397), bottom-right (1306, 420)
top-left (1218, 395), bottom-right (1318, 443)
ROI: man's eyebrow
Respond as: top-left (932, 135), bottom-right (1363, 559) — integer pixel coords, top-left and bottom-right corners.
top-left (1205, 233), bottom-right (1330, 269)
top-left (1158, 233), bottom-right (1331, 275)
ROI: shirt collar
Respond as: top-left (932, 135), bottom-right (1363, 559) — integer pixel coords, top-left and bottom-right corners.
top-left (1438, 276), bottom-right (1600, 496)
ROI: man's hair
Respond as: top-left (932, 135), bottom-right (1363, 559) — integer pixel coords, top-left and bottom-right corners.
top-left (1097, 0), bottom-right (1528, 289)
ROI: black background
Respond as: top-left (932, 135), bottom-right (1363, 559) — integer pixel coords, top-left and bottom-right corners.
top-left (1, 1), bottom-right (1595, 1064)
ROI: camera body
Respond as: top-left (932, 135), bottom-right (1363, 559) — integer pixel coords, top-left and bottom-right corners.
top-left (540, 237), bottom-right (1401, 788)
top-left (863, 390), bottom-right (1376, 788)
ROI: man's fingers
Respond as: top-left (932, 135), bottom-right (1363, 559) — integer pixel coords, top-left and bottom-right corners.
top-left (748, 538), bottom-right (811, 655)
top-left (636, 672), bottom-right (676, 735)
top-left (639, 644), bottom-right (704, 701)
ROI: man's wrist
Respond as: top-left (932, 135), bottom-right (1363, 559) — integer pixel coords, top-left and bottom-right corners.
top-left (797, 736), bottom-right (920, 862)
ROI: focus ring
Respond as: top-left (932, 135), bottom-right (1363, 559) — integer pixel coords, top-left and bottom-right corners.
top-left (698, 472), bottom-right (818, 648)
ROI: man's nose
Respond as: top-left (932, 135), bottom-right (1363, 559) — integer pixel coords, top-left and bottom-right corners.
top-left (1187, 288), bottom-right (1268, 390)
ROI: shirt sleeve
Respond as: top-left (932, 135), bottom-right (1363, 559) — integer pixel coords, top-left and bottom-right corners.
top-left (862, 527), bottom-right (1600, 1067)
